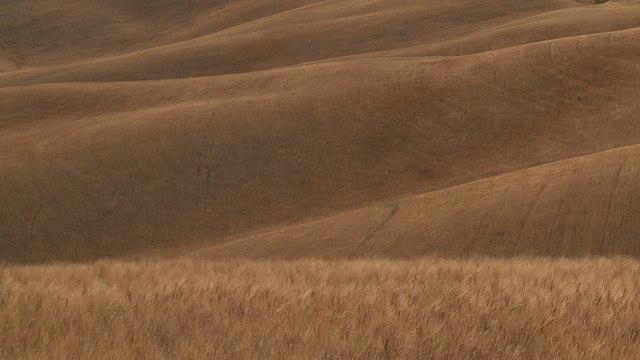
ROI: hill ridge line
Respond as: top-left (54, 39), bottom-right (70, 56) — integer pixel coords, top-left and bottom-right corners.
top-left (2, 21), bottom-right (638, 87)
top-left (376, 25), bottom-right (640, 59)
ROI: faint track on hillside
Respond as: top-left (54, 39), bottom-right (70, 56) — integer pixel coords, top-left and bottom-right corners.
top-left (350, 203), bottom-right (399, 258)
top-left (516, 182), bottom-right (548, 247)
top-left (135, 0), bottom-right (160, 47)
top-left (601, 160), bottom-right (627, 252)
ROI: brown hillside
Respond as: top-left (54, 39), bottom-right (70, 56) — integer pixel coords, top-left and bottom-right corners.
top-left (192, 144), bottom-right (640, 259)
top-left (1, 0), bottom-right (640, 263)
top-left (386, 2), bottom-right (640, 57)
top-left (3, 1), bottom-right (639, 86)
top-left (0, 0), bottom-right (585, 86)
top-left (0, 0), bottom-right (321, 68)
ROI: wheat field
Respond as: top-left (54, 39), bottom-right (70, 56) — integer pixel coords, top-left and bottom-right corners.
top-left (2, 257), bottom-right (640, 359)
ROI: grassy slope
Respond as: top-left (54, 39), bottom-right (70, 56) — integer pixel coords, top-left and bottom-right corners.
top-left (1, 0), bottom-right (640, 262)
top-left (0, 0), bottom-right (321, 68)
top-left (386, 2), bottom-right (640, 57)
top-left (0, 0), bottom-right (574, 85)
top-left (194, 144), bottom-right (640, 259)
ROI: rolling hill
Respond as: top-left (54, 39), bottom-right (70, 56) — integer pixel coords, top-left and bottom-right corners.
top-left (4, 1), bottom-right (640, 358)
top-left (192, 144), bottom-right (640, 259)
top-left (1, 0), bottom-right (640, 263)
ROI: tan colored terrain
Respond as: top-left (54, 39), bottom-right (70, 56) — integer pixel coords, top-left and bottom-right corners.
top-left (2, 0), bottom-right (640, 262)
top-left (3, 0), bottom-right (640, 358)
top-left (3, 257), bottom-right (640, 359)
top-left (193, 144), bottom-right (640, 259)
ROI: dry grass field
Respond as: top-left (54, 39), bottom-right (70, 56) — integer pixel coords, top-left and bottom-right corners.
top-left (3, 258), bottom-right (640, 359)
top-left (2, 0), bottom-right (640, 358)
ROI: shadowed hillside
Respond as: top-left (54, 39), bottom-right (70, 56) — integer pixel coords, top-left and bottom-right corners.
top-left (1, 0), bottom-right (640, 263)
top-left (0, 0), bottom-right (321, 68)
top-left (0, 0), bottom-right (589, 85)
